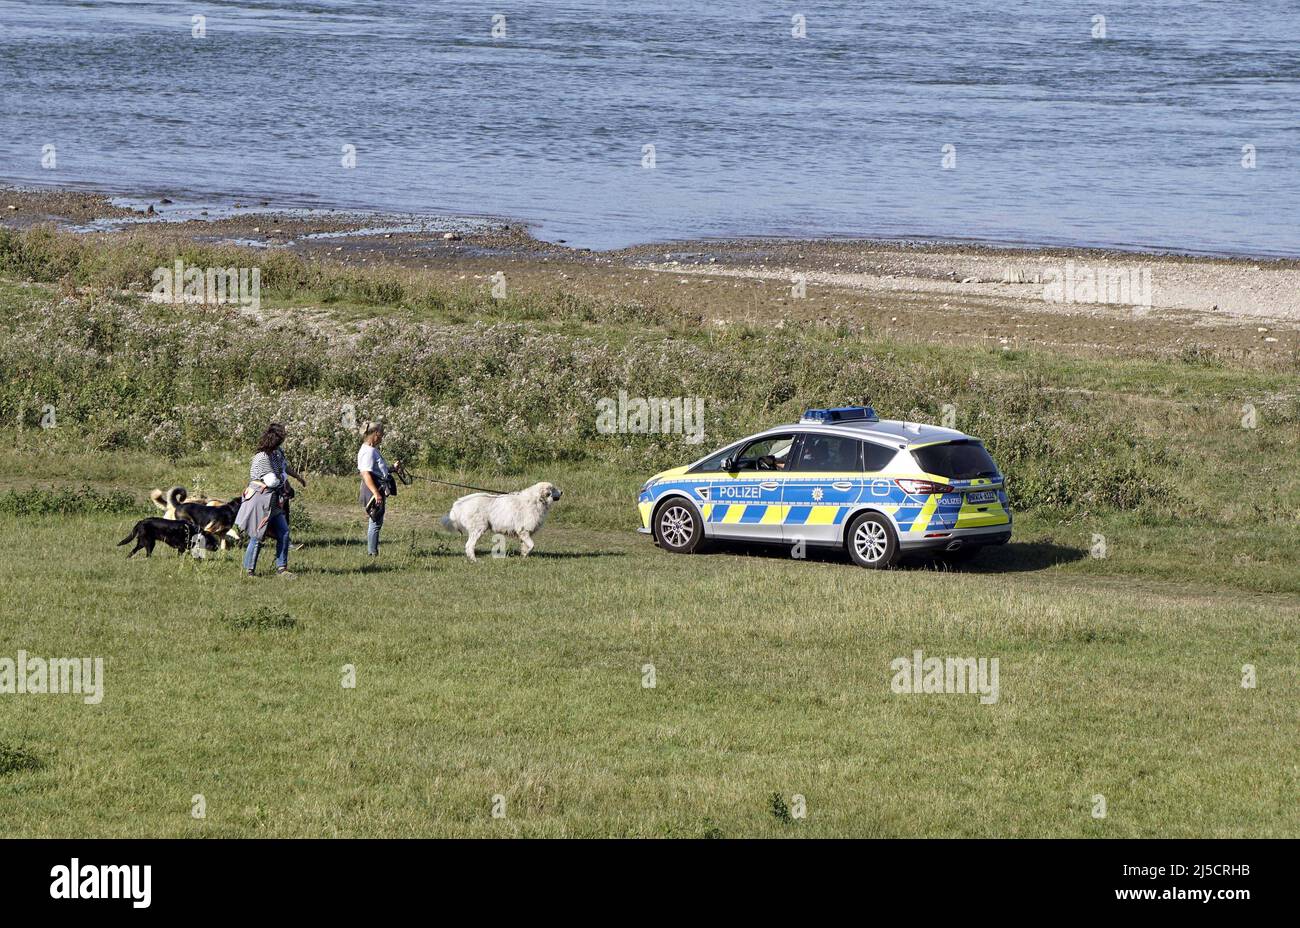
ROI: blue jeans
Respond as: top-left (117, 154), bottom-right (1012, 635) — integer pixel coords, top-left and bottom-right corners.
top-left (244, 511), bottom-right (290, 572)
top-left (367, 504), bottom-right (384, 555)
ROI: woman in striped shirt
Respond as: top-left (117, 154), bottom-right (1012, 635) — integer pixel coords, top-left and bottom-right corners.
top-left (234, 422), bottom-right (307, 578)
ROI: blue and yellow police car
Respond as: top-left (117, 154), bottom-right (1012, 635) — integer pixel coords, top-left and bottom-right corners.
top-left (637, 407), bottom-right (1011, 568)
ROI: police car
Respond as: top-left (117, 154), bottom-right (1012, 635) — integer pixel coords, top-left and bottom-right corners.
top-left (637, 407), bottom-right (1011, 568)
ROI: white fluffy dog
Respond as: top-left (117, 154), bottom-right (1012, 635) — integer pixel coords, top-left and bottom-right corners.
top-left (441, 482), bottom-right (562, 561)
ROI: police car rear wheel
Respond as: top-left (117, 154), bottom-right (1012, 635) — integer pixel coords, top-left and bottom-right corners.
top-left (654, 499), bottom-right (704, 553)
top-left (847, 512), bottom-right (898, 569)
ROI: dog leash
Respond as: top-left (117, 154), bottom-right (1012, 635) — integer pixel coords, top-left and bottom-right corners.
top-left (393, 466), bottom-right (507, 496)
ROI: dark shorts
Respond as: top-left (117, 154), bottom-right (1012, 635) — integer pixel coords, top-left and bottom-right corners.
top-left (360, 481), bottom-right (385, 525)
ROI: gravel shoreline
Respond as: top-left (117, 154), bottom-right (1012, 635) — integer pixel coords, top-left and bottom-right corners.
top-left (4, 185), bottom-right (1298, 363)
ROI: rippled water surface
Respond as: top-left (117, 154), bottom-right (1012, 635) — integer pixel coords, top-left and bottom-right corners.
top-left (2, 1), bottom-right (1297, 252)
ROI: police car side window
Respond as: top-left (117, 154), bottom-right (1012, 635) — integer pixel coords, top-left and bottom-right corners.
top-left (792, 434), bottom-right (864, 471)
top-left (863, 442), bottom-right (897, 472)
top-left (735, 435), bottom-right (795, 470)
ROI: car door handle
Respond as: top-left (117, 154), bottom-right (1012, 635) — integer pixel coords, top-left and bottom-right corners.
top-left (760, 481), bottom-right (779, 491)
top-left (831, 481), bottom-right (854, 491)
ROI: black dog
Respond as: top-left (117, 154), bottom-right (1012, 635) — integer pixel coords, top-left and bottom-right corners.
top-left (173, 497), bottom-right (241, 529)
top-left (170, 494), bottom-right (242, 550)
top-left (117, 518), bottom-right (216, 558)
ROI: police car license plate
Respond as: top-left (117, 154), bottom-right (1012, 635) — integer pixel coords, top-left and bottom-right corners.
top-left (966, 490), bottom-right (998, 503)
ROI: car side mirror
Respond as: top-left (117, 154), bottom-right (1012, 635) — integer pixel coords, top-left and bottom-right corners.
top-left (721, 456), bottom-right (735, 472)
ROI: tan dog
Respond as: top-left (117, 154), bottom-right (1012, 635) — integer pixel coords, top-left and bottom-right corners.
top-left (151, 486), bottom-right (223, 519)
top-left (151, 486), bottom-right (240, 549)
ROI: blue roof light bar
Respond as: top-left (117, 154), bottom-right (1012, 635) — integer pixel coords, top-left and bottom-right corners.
top-left (800, 406), bottom-right (879, 424)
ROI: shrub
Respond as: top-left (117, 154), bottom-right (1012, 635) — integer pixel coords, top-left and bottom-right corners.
top-left (768, 792), bottom-right (793, 824)
top-left (0, 742), bottom-right (42, 775)
top-left (0, 485), bottom-right (137, 517)
top-left (229, 607), bottom-right (298, 631)
top-left (0, 231), bottom-right (1178, 515)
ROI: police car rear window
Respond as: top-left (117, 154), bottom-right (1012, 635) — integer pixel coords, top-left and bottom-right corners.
top-left (911, 441), bottom-right (998, 480)
top-left (863, 443), bottom-right (896, 472)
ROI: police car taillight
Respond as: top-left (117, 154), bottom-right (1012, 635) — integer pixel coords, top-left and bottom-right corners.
top-left (895, 478), bottom-right (954, 495)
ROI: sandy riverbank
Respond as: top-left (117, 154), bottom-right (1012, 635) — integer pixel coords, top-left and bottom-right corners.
top-left (4, 185), bottom-right (1297, 364)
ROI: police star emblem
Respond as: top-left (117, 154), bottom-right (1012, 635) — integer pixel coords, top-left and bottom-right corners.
top-left (812, 487), bottom-right (824, 502)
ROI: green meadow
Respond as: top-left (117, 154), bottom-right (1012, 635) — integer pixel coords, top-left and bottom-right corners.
top-left (0, 229), bottom-right (1296, 836)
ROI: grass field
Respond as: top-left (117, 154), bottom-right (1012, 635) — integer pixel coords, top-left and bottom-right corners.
top-left (0, 230), bottom-right (1297, 837)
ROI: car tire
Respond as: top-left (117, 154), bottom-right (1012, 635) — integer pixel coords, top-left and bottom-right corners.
top-left (653, 498), bottom-right (706, 554)
top-left (846, 511), bottom-right (899, 569)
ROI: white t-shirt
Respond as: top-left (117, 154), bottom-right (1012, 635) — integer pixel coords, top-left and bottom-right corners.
top-left (357, 443), bottom-right (390, 480)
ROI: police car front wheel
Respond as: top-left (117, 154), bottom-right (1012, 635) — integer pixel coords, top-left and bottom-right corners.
top-left (846, 512), bottom-right (899, 569)
top-left (654, 499), bottom-right (705, 554)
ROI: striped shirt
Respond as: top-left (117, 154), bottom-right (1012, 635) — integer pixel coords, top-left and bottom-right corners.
top-left (249, 449), bottom-right (287, 484)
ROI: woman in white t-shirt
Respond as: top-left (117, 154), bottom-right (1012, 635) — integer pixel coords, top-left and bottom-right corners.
top-left (357, 422), bottom-right (399, 556)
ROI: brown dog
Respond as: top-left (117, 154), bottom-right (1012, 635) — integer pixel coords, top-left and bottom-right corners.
top-left (151, 486), bottom-right (241, 549)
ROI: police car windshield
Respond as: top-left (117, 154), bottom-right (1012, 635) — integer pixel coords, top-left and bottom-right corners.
top-left (734, 435), bottom-right (794, 470)
top-left (911, 441), bottom-right (999, 480)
